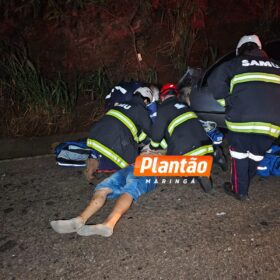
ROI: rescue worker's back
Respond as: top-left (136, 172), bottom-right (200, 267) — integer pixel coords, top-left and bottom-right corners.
top-left (208, 48), bottom-right (280, 138)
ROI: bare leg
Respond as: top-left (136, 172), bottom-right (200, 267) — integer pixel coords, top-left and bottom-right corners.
top-left (50, 188), bottom-right (111, 234)
top-left (79, 188), bottom-right (112, 222)
top-left (84, 158), bottom-right (99, 183)
top-left (77, 193), bottom-right (133, 237)
top-left (103, 193), bottom-right (133, 229)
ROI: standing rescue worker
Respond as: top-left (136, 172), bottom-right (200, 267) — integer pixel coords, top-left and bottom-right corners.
top-left (208, 34), bottom-right (280, 200)
top-left (85, 87), bottom-right (153, 182)
top-left (149, 83), bottom-right (214, 191)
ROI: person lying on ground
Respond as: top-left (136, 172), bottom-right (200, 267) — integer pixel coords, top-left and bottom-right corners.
top-left (50, 158), bottom-right (158, 237)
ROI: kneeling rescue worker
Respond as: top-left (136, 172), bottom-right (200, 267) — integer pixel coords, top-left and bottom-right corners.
top-left (149, 83), bottom-right (214, 191)
top-left (208, 34), bottom-right (280, 200)
top-left (86, 87), bottom-right (154, 182)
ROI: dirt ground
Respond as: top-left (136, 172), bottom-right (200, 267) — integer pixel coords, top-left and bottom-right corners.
top-left (0, 151), bottom-right (280, 280)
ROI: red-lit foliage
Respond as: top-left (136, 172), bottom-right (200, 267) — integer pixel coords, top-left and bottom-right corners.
top-left (0, 0), bottom-right (279, 137)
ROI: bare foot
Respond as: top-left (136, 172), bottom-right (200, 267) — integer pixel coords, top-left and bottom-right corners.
top-left (77, 224), bottom-right (113, 237)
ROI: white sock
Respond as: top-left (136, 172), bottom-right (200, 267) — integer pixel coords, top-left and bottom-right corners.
top-left (50, 217), bottom-right (84, 234)
top-left (77, 224), bottom-right (113, 237)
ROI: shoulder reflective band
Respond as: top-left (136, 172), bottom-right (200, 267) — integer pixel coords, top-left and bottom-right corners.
top-left (106, 109), bottom-right (139, 142)
top-left (138, 131), bottom-right (147, 142)
top-left (87, 139), bottom-right (128, 168)
top-left (184, 145), bottom-right (214, 156)
top-left (168, 112), bottom-right (197, 136)
top-left (217, 99), bottom-right (225, 107)
top-left (230, 72), bottom-right (280, 93)
top-left (225, 120), bottom-right (280, 138)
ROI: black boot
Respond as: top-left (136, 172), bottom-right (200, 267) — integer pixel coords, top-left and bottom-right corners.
top-left (223, 182), bottom-right (249, 201)
top-left (197, 176), bottom-right (213, 193)
top-left (213, 146), bottom-right (228, 172)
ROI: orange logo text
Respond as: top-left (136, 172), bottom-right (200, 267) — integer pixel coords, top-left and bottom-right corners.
top-left (134, 155), bottom-right (213, 177)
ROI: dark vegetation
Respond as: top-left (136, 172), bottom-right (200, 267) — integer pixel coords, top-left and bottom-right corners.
top-left (0, 0), bottom-right (279, 138)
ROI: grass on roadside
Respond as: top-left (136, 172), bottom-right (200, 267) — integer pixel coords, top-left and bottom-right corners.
top-left (0, 44), bottom-right (112, 137)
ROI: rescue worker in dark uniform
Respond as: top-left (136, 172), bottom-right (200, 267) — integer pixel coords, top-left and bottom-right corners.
top-left (105, 80), bottom-right (159, 122)
top-left (150, 83), bottom-right (213, 155)
top-left (85, 87), bottom-right (153, 182)
top-left (149, 83), bottom-right (214, 191)
top-left (207, 34), bottom-right (280, 200)
top-left (105, 80), bottom-right (145, 110)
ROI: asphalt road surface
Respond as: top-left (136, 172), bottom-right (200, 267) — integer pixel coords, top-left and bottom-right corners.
top-left (1, 152), bottom-right (280, 280)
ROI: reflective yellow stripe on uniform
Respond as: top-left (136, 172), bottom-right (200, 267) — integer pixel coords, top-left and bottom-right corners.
top-left (184, 145), bottom-right (214, 156)
top-left (151, 139), bottom-right (168, 149)
top-left (230, 72), bottom-right (280, 93)
top-left (217, 99), bottom-right (225, 107)
top-left (150, 140), bottom-right (160, 148)
top-left (225, 120), bottom-right (280, 138)
top-left (160, 139), bottom-right (168, 149)
top-left (168, 112), bottom-right (197, 136)
top-left (138, 131), bottom-right (147, 142)
top-left (106, 109), bottom-right (139, 142)
top-left (87, 139), bottom-right (128, 168)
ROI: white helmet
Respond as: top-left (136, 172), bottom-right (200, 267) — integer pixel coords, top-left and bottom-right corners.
top-left (236, 34), bottom-right (262, 55)
top-left (149, 85), bottom-right (159, 102)
top-left (134, 87), bottom-right (153, 102)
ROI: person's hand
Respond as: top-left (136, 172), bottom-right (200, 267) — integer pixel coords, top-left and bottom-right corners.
top-left (84, 168), bottom-right (95, 184)
top-left (84, 158), bottom-right (99, 184)
top-left (140, 144), bottom-right (152, 154)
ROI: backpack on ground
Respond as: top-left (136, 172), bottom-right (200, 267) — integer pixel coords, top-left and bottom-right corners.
top-left (54, 139), bottom-right (92, 167)
top-left (256, 145), bottom-right (280, 177)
